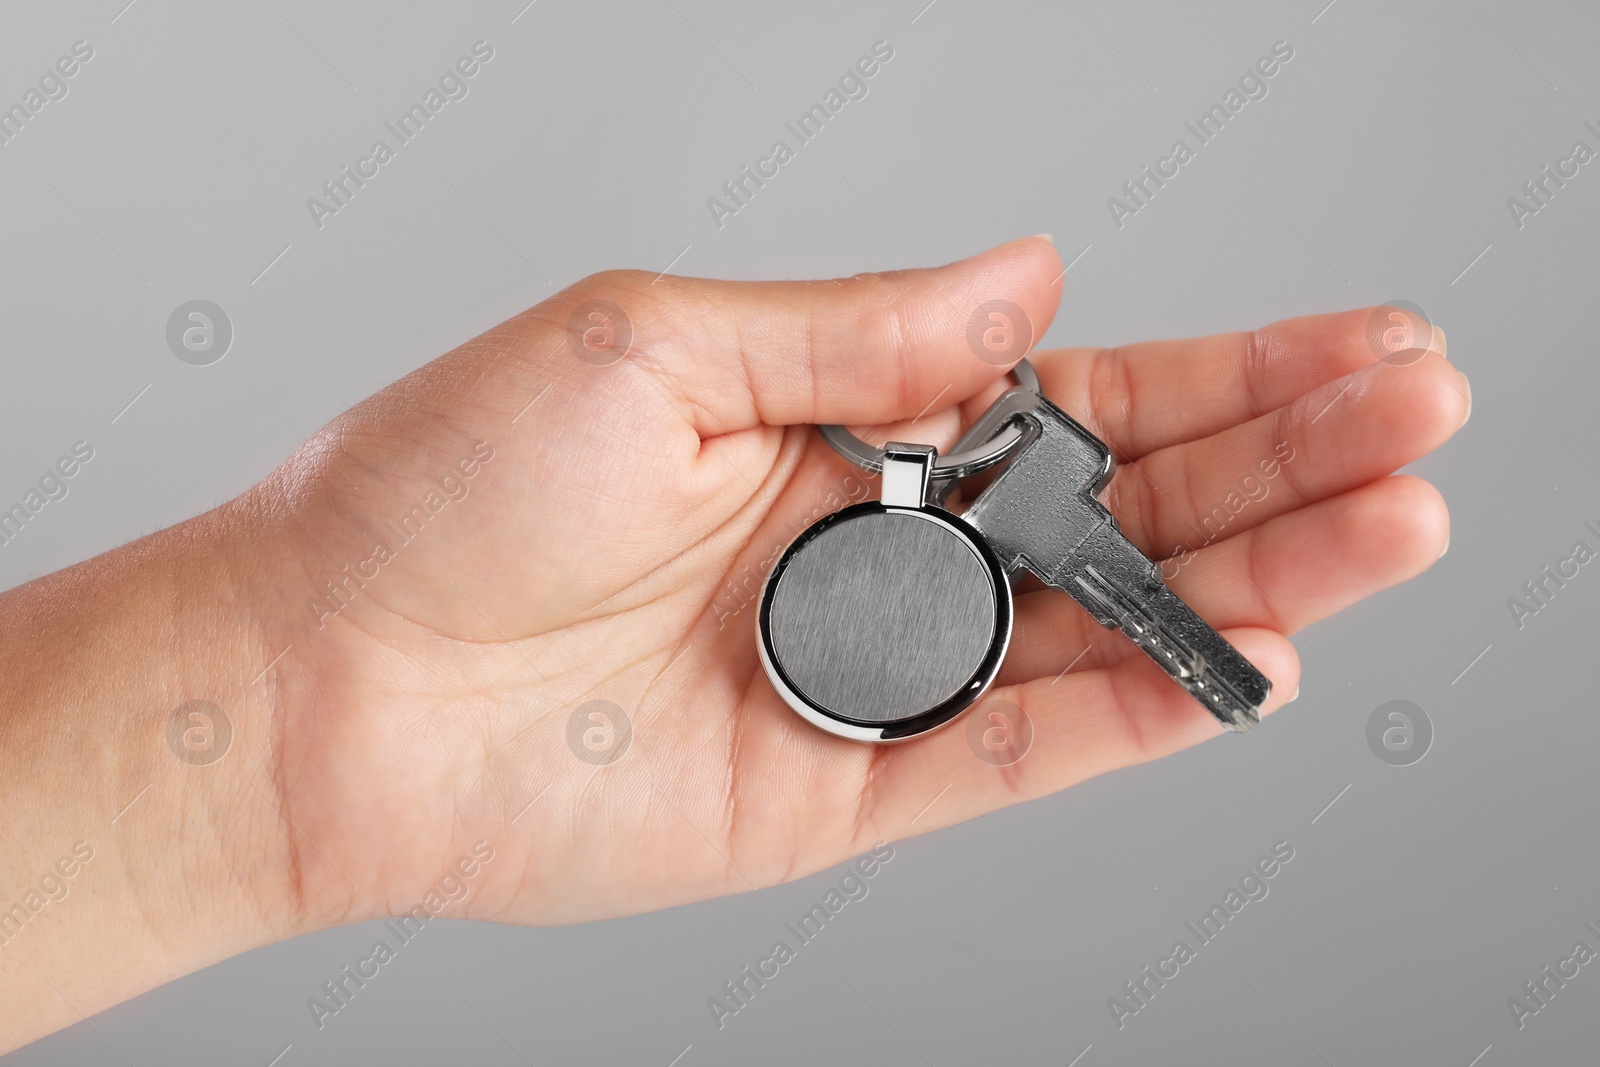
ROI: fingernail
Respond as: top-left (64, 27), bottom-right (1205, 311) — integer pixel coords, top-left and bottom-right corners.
top-left (1431, 325), bottom-right (1447, 358)
top-left (1032, 233), bottom-right (1054, 245)
top-left (1288, 685), bottom-right (1300, 703)
top-left (1437, 536), bottom-right (1449, 560)
top-left (1458, 372), bottom-right (1472, 428)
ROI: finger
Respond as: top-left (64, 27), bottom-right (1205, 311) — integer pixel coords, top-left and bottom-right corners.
top-left (996, 476), bottom-right (1448, 685)
top-left (535, 236), bottom-right (1064, 436)
top-left (975, 306), bottom-right (1445, 462)
top-left (858, 627), bottom-right (1300, 841)
top-left (1106, 350), bottom-right (1469, 559)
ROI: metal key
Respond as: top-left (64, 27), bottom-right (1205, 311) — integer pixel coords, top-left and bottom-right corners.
top-left (946, 387), bottom-right (1270, 732)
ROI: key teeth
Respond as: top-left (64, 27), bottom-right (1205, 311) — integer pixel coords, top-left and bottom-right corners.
top-left (1192, 676), bottom-right (1263, 733)
top-left (1075, 566), bottom-right (1269, 733)
top-left (1196, 659), bottom-right (1267, 735)
top-left (1220, 702), bottom-right (1262, 734)
top-left (1198, 670), bottom-right (1268, 733)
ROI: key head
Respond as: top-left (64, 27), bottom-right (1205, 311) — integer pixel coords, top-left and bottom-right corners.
top-left (959, 389), bottom-right (1117, 583)
top-left (758, 501), bottom-right (1012, 742)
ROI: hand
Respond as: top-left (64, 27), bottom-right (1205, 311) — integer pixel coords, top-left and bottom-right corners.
top-left (0, 236), bottom-right (1467, 1048)
top-left (244, 233), bottom-right (1463, 926)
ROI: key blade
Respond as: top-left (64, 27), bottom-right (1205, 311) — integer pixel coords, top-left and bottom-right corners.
top-left (1069, 548), bottom-right (1268, 732)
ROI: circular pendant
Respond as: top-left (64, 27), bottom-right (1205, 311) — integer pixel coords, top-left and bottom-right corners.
top-left (758, 501), bottom-right (1012, 742)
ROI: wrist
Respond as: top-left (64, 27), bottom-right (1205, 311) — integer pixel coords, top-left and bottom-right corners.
top-left (0, 495), bottom-right (306, 1051)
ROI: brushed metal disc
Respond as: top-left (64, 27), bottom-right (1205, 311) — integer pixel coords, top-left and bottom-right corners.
top-left (767, 510), bottom-right (999, 723)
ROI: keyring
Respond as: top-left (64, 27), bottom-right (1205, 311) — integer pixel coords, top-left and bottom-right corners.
top-left (819, 359), bottom-right (1041, 479)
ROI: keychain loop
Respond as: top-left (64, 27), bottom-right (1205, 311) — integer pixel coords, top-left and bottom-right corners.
top-left (819, 359), bottom-right (1041, 479)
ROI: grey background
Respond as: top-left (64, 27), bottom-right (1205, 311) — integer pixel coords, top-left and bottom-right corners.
top-left (0, 0), bottom-right (1591, 1063)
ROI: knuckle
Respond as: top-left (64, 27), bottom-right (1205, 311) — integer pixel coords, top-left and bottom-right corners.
top-left (1085, 346), bottom-right (1133, 443)
top-left (571, 268), bottom-right (653, 298)
top-left (1243, 532), bottom-right (1290, 630)
top-left (1241, 328), bottom-right (1272, 413)
top-left (1268, 403), bottom-right (1312, 500)
top-left (861, 289), bottom-right (919, 410)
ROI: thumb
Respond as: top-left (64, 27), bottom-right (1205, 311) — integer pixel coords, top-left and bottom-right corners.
top-left (540, 235), bottom-right (1063, 437)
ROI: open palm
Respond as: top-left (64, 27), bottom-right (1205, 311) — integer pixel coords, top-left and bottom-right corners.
top-left (240, 237), bottom-right (1464, 930)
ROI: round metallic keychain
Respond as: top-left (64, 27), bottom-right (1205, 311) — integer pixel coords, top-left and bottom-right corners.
top-left (756, 361), bottom-right (1038, 742)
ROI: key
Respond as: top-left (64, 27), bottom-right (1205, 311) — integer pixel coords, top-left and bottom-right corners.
top-left (757, 443), bottom-right (1013, 742)
top-left (950, 387), bottom-right (1270, 732)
